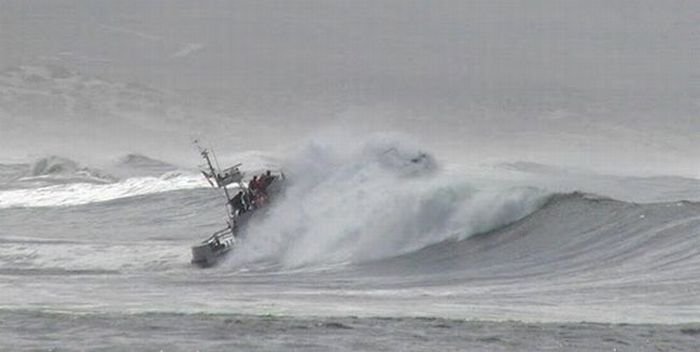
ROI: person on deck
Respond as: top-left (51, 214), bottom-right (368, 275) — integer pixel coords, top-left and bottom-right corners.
top-left (229, 191), bottom-right (246, 216)
top-left (242, 189), bottom-right (252, 210)
top-left (261, 170), bottom-right (275, 189)
top-left (249, 176), bottom-right (259, 192)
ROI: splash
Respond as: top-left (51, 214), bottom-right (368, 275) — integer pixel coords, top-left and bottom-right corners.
top-left (230, 134), bottom-right (548, 268)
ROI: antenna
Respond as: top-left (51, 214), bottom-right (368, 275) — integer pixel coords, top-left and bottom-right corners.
top-left (211, 147), bottom-right (223, 172)
top-left (192, 139), bottom-right (205, 156)
top-left (193, 140), bottom-right (242, 225)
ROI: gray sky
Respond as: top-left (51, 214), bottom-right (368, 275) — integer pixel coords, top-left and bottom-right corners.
top-left (1, 0), bottom-right (698, 175)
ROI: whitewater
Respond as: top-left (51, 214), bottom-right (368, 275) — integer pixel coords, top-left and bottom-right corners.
top-left (0, 135), bottom-right (699, 351)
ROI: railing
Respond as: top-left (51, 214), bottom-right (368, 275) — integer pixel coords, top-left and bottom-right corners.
top-left (204, 227), bottom-right (234, 243)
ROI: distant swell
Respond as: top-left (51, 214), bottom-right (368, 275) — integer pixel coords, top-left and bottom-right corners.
top-left (109, 153), bottom-right (180, 178)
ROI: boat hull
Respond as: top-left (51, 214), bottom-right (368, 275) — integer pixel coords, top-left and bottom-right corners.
top-left (190, 171), bottom-right (284, 268)
top-left (191, 229), bottom-right (235, 267)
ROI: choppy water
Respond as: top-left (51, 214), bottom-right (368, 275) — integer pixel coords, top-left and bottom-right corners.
top-left (4, 310), bottom-right (700, 351)
top-left (1, 138), bottom-right (699, 351)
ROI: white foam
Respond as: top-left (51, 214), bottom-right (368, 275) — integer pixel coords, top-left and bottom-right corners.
top-left (0, 174), bottom-right (208, 208)
top-left (229, 134), bottom-right (547, 268)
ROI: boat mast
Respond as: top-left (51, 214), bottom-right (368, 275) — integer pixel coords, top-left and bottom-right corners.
top-left (199, 146), bottom-right (236, 223)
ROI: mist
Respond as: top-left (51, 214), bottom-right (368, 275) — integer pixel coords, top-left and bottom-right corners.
top-left (1, 0), bottom-right (698, 176)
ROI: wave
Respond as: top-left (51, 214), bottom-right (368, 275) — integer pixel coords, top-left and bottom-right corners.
top-left (0, 173), bottom-right (208, 208)
top-left (349, 192), bottom-right (700, 290)
top-left (225, 180), bottom-right (700, 319)
top-left (108, 153), bottom-right (181, 178)
top-left (0, 153), bottom-right (191, 190)
top-left (28, 155), bottom-right (115, 182)
top-left (0, 149), bottom-right (285, 207)
top-left (30, 156), bottom-right (83, 177)
top-left (495, 161), bottom-right (700, 203)
top-left (219, 134), bottom-right (700, 280)
top-left (0, 156), bottom-right (116, 190)
top-left (228, 134), bottom-right (549, 268)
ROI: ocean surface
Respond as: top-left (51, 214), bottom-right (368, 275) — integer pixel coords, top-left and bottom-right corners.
top-left (2, 1), bottom-right (700, 350)
top-left (1, 141), bottom-right (699, 351)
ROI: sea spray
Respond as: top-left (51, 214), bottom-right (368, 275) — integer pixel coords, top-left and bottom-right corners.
top-left (230, 134), bottom-right (548, 268)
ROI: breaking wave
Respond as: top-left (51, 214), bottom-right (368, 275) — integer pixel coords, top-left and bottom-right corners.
top-left (0, 154), bottom-right (206, 208)
top-left (220, 134), bottom-right (700, 278)
top-left (371, 192), bottom-right (700, 292)
top-left (3, 156), bottom-right (116, 188)
top-left (230, 134), bottom-right (549, 268)
top-left (0, 174), bottom-right (208, 208)
top-left (230, 147), bottom-right (700, 304)
top-left (30, 156), bottom-right (81, 176)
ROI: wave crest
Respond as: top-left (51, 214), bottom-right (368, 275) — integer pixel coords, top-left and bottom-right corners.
top-left (21, 156), bottom-right (116, 185)
top-left (30, 156), bottom-right (79, 176)
top-left (229, 134), bottom-right (548, 268)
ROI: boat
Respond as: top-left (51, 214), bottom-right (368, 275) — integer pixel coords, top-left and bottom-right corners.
top-left (190, 144), bottom-right (283, 267)
top-left (190, 228), bottom-right (236, 268)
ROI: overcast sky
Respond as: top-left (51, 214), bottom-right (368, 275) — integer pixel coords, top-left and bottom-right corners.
top-left (1, 1), bottom-right (698, 175)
